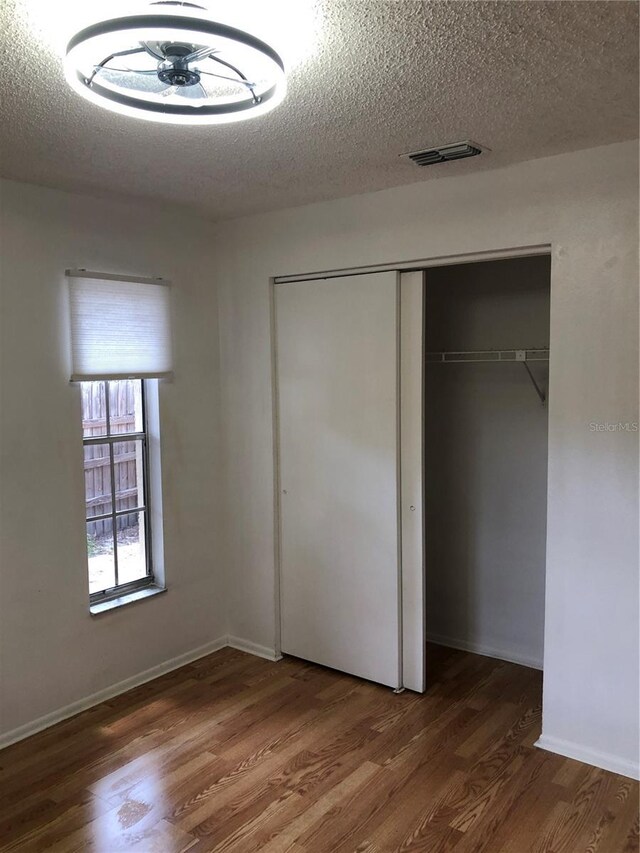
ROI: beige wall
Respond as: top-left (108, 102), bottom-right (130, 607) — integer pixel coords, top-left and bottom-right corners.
top-left (214, 141), bottom-right (639, 778)
top-left (0, 180), bottom-right (225, 739)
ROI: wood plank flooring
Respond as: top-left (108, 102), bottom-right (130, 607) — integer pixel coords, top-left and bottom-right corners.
top-left (0, 645), bottom-right (637, 852)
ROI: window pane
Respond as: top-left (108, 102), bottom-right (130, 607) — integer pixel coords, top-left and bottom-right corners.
top-left (109, 379), bottom-right (143, 435)
top-left (82, 381), bottom-right (107, 438)
top-left (113, 439), bottom-right (145, 512)
top-left (116, 512), bottom-right (148, 585)
top-left (84, 443), bottom-right (112, 518)
top-left (87, 521), bottom-right (116, 593)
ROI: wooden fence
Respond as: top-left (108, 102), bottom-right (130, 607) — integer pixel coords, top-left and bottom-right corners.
top-left (83, 381), bottom-right (143, 538)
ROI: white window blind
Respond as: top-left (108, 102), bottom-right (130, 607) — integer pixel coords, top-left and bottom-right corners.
top-left (68, 271), bottom-right (173, 380)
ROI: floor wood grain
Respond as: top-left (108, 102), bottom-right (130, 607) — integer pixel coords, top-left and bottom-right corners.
top-left (0, 645), bottom-right (637, 852)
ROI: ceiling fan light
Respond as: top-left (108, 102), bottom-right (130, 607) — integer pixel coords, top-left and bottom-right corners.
top-left (63, 3), bottom-right (286, 125)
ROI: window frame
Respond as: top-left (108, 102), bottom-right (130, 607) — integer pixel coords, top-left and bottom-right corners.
top-left (83, 379), bottom-right (155, 605)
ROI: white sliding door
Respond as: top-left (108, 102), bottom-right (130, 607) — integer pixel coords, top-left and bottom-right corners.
top-left (399, 271), bottom-right (425, 692)
top-left (275, 270), bottom-right (425, 690)
top-left (275, 272), bottom-right (401, 688)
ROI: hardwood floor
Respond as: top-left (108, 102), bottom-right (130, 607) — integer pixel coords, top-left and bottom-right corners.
top-left (0, 645), bottom-right (637, 852)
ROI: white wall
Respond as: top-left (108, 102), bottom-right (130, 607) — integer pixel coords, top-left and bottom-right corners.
top-left (424, 257), bottom-right (550, 669)
top-left (1, 141), bottom-right (637, 778)
top-left (214, 140), bottom-right (639, 778)
top-left (0, 180), bottom-right (225, 740)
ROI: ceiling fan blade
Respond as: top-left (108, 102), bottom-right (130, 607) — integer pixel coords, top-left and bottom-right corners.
top-left (205, 55), bottom-right (261, 104)
top-left (198, 69), bottom-right (256, 88)
top-left (94, 67), bottom-right (158, 75)
top-left (184, 46), bottom-right (220, 62)
top-left (87, 47), bottom-right (148, 85)
top-left (142, 42), bottom-right (166, 61)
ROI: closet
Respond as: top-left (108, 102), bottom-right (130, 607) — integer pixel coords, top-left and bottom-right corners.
top-left (273, 252), bottom-right (550, 692)
top-left (424, 256), bottom-right (550, 670)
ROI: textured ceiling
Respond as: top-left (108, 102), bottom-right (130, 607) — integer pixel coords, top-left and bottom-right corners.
top-left (1, 1), bottom-right (638, 221)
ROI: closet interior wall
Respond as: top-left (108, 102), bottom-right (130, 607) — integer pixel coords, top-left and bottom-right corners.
top-left (424, 256), bottom-right (551, 669)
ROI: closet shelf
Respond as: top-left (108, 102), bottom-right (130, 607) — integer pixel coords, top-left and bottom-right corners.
top-left (426, 348), bottom-right (549, 405)
top-left (425, 348), bottom-right (549, 364)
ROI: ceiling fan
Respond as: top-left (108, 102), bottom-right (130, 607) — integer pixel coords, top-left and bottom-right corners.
top-left (64, 2), bottom-right (286, 124)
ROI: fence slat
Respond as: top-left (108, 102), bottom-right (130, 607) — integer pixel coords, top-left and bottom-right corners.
top-left (84, 380), bottom-right (141, 537)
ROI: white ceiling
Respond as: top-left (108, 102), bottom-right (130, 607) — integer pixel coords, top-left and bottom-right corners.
top-left (1, 0), bottom-right (638, 221)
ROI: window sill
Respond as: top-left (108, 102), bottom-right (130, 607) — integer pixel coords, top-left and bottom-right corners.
top-left (90, 584), bottom-right (166, 615)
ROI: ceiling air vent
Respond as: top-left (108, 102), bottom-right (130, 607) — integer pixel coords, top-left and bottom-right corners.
top-left (401, 140), bottom-right (485, 166)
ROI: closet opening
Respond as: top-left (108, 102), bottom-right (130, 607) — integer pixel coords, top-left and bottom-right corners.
top-left (423, 255), bottom-right (551, 688)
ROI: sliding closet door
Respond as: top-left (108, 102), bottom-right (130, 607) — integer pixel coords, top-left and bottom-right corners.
top-left (275, 272), bottom-right (401, 688)
top-left (399, 271), bottom-right (425, 693)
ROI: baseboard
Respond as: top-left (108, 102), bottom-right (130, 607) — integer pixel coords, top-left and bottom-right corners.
top-left (426, 631), bottom-right (543, 670)
top-left (227, 635), bottom-right (283, 662)
top-left (0, 634), bottom-right (286, 751)
top-left (0, 636), bottom-right (228, 751)
top-left (536, 734), bottom-right (640, 781)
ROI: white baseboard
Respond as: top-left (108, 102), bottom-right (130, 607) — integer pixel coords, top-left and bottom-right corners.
top-left (536, 734), bottom-right (640, 781)
top-left (0, 635), bottom-right (227, 750)
top-left (426, 631), bottom-right (543, 671)
top-left (0, 634), bottom-right (285, 750)
top-left (227, 635), bottom-right (283, 662)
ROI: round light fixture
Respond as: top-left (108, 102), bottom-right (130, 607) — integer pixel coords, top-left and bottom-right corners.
top-left (64, 2), bottom-right (286, 124)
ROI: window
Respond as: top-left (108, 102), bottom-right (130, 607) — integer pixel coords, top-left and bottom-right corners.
top-left (67, 269), bottom-right (172, 609)
top-left (82, 379), bottom-right (155, 602)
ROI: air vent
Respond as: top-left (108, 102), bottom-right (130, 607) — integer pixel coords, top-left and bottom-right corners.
top-left (401, 140), bottom-right (485, 166)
